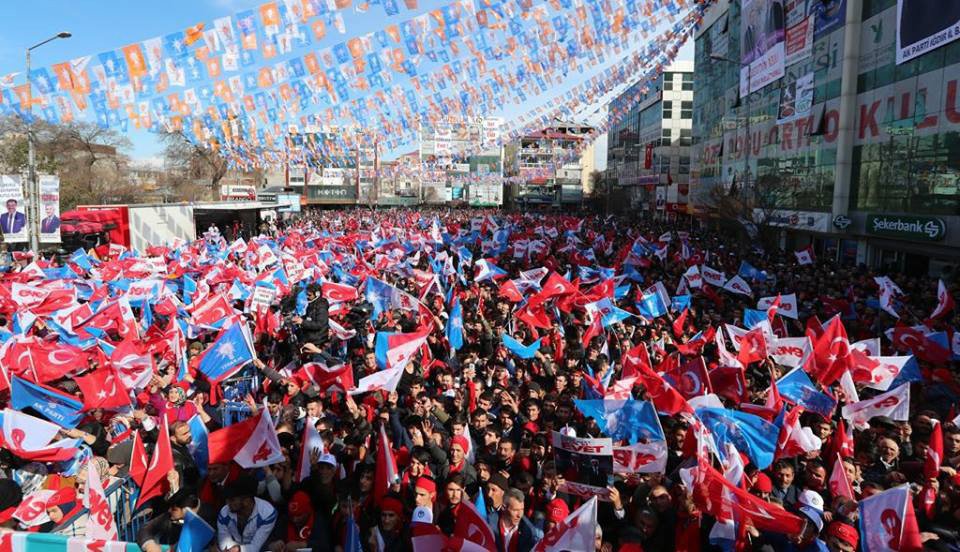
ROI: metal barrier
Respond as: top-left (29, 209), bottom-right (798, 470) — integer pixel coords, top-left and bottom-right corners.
top-left (220, 401), bottom-right (254, 426)
top-left (52, 476), bottom-right (147, 543)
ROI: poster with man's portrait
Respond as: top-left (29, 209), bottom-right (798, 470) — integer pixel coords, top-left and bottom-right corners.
top-left (740, 0), bottom-right (787, 95)
top-left (896, 0), bottom-right (960, 64)
top-left (0, 175), bottom-right (28, 244)
top-left (39, 175), bottom-right (61, 244)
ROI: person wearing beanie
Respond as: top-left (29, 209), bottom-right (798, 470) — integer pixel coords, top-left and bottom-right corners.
top-left (544, 498), bottom-right (569, 533)
top-left (448, 434), bottom-right (478, 490)
top-left (216, 477), bottom-right (277, 552)
top-left (267, 490), bottom-right (315, 552)
top-left (485, 472), bottom-right (510, 524)
top-left (824, 521), bottom-right (858, 552)
top-left (371, 495), bottom-right (409, 552)
top-left (752, 472), bottom-right (773, 499)
top-left (412, 476), bottom-right (437, 523)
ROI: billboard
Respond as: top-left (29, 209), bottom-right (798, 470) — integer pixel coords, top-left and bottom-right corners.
top-left (740, 0), bottom-right (786, 95)
top-left (0, 175), bottom-right (27, 244)
top-left (896, 0), bottom-right (960, 64)
top-left (38, 176), bottom-right (61, 244)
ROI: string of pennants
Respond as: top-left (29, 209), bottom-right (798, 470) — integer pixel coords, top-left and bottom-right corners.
top-left (0, 0), bottom-right (702, 169)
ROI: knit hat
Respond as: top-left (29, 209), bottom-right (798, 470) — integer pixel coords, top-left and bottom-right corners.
top-left (826, 521), bottom-right (858, 547)
top-left (288, 491), bottom-right (313, 516)
top-left (415, 477), bottom-right (437, 495)
top-left (450, 435), bottom-right (469, 452)
top-left (381, 496), bottom-right (404, 516)
top-left (546, 499), bottom-right (570, 523)
top-left (752, 473), bottom-right (772, 493)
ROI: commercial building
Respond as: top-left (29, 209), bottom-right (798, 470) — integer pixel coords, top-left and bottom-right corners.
top-left (507, 122), bottom-right (596, 208)
top-left (606, 60), bottom-right (694, 215)
top-left (419, 117), bottom-right (504, 206)
top-left (692, 0), bottom-right (960, 275)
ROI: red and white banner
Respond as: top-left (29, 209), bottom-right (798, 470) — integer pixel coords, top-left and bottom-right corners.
top-left (84, 458), bottom-right (118, 541)
top-left (859, 485), bottom-right (923, 552)
top-left (841, 383), bottom-right (910, 428)
top-left (758, 293), bottom-right (798, 319)
top-left (234, 411), bottom-right (284, 468)
top-left (701, 266), bottom-right (725, 287)
top-left (613, 441), bottom-right (668, 474)
top-left (534, 497), bottom-right (598, 552)
top-left (723, 275), bottom-right (753, 296)
top-left (350, 367), bottom-right (404, 396)
top-left (768, 336), bottom-right (813, 368)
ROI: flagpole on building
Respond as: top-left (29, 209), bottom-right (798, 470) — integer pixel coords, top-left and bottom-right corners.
top-left (25, 31), bottom-right (71, 253)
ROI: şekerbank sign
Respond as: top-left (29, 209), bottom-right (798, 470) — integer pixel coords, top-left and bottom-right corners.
top-left (866, 214), bottom-right (947, 242)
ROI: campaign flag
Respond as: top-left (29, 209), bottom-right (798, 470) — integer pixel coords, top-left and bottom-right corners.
top-left (196, 323), bottom-right (256, 382)
top-left (296, 417), bottom-right (324, 483)
top-left (374, 425), bottom-right (399, 506)
top-left (365, 277), bottom-right (421, 317)
top-left (11, 376), bottom-right (84, 429)
top-left (928, 279), bottom-right (955, 320)
top-left (178, 509), bottom-right (216, 552)
top-left (474, 258), bottom-right (507, 282)
top-left (922, 420), bottom-right (942, 518)
top-left (794, 246), bottom-right (814, 265)
top-left (696, 407), bottom-right (779, 469)
top-left (637, 291), bottom-right (667, 319)
top-left (776, 367), bottom-right (837, 417)
top-left (298, 362), bottom-right (354, 394)
top-left (738, 261), bottom-right (766, 281)
top-left (533, 496), bottom-right (598, 552)
top-left (768, 336), bottom-right (813, 368)
top-left (743, 309), bottom-right (768, 329)
top-left (759, 293), bottom-right (798, 320)
top-left (187, 415), bottom-right (209, 479)
top-left (84, 458), bottom-right (118, 540)
top-left (851, 352), bottom-right (913, 392)
top-left (374, 328), bottom-right (430, 370)
top-left (775, 406), bottom-right (823, 459)
top-left (722, 275), bottom-right (753, 296)
top-left (234, 411), bottom-right (284, 469)
top-left (671, 294), bottom-right (692, 314)
top-left (684, 265), bottom-right (703, 288)
top-left (842, 383), bottom-right (910, 428)
top-left (0, 408), bottom-right (81, 463)
top-left (74, 367), bottom-right (130, 411)
top-left (501, 334), bottom-right (542, 359)
top-left (829, 453), bottom-right (855, 501)
top-left (701, 266), bottom-right (726, 287)
top-left (574, 399), bottom-right (664, 443)
top-left (613, 441), bottom-right (668, 474)
top-left (693, 462), bottom-right (805, 535)
top-left (859, 485), bottom-right (923, 552)
top-left (136, 416), bottom-right (174, 508)
top-left (350, 367), bottom-right (404, 395)
top-left (446, 298), bottom-right (464, 351)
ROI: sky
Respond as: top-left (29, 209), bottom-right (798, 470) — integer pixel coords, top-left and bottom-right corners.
top-left (0, 0), bottom-right (693, 168)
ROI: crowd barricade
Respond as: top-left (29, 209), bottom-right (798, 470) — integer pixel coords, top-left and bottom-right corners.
top-left (51, 476), bottom-right (148, 543)
top-left (220, 401), bottom-right (254, 426)
top-left (0, 531), bottom-right (144, 551)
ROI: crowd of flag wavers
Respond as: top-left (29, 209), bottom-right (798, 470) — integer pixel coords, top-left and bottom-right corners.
top-left (0, 209), bottom-right (958, 552)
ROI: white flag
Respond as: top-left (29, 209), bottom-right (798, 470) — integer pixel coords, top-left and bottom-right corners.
top-left (84, 460), bottom-right (118, 541)
top-left (350, 367), bottom-right (404, 396)
top-left (841, 383), bottom-right (910, 429)
top-left (701, 266), bottom-right (725, 287)
top-left (234, 411), bottom-right (284, 468)
top-left (722, 275), bottom-right (753, 296)
top-left (758, 293), bottom-right (797, 319)
top-left (534, 496), bottom-right (598, 552)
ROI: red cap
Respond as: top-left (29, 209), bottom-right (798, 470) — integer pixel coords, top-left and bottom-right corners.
top-left (451, 435), bottom-right (469, 453)
top-left (415, 477), bottom-right (437, 495)
top-left (288, 491), bottom-right (313, 516)
top-left (826, 522), bottom-right (858, 547)
top-left (522, 421), bottom-right (539, 434)
top-left (752, 473), bottom-right (772, 493)
top-left (381, 497), bottom-right (404, 516)
top-left (546, 499), bottom-right (569, 522)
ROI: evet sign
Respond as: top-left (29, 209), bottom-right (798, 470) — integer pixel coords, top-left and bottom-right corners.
top-left (552, 432), bottom-right (613, 455)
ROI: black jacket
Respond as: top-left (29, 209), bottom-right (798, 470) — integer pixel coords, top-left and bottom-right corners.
top-left (301, 297), bottom-right (330, 347)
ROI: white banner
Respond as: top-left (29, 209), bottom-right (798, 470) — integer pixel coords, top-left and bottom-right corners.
top-left (758, 293), bottom-right (799, 319)
top-left (612, 441), bottom-right (668, 474)
top-left (896, 0), bottom-right (960, 65)
top-left (768, 336), bottom-right (813, 368)
top-left (38, 175), bottom-right (61, 244)
top-left (0, 175), bottom-right (27, 243)
top-left (740, 0), bottom-right (787, 95)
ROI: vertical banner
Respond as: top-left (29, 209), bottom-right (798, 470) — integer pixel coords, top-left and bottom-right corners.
top-left (0, 175), bottom-right (28, 244)
top-left (813, 0), bottom-right (845, 38)
top-left (896, 0), bottom-right (960, 65)
top-left (777, 72), bottom-right (815, 123)
top-left (740, 0), bottom-right (786, 96)
top-left (38, 175), bottom-right (61, 244)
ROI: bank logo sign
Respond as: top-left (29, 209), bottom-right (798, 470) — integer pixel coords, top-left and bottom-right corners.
top-left (866, 214), bottom-right (946, 241)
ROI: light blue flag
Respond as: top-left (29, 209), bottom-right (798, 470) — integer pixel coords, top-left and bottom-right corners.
top-left (178, 509), bottom-right (215, 552)
top-left (776, 368), bottom-right (837, 417)
top-left (574, 399), bottom-right (664, 443)
top-left (743, 309), bottom-right (768, 329)
top-left (501, 334), bottom-right (541, 359)
top-left (696, 407), bottom-right (779, 469)
top-left (637, 292), bottom-right (667, 319)
top-left (187, 414), bottom-right (209, 479)
top-left (447, 298), bottom-right (464, 352)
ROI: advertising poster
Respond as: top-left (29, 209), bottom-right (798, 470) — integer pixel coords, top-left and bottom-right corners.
top-left (896, 0), bottom-right (960, 64)
top-left (813, 0), bottom-right (846, 38)
top-left (0, 175), bottom-right (28, 244)
top-left (552, 431), bottom-right (613, 494)
top-left (777, 72), bottom-right (815, 123)
top-left (785, 15), bottom-right (814, 66)
top-left (740, 0), bottom-right (786, 95)
top-left (38, 175), bottom-right (61, 244)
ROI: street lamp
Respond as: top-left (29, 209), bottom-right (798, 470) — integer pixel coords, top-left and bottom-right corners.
top-left (26, 31), bottom-right (71, 252)
top-left (709, 53), bottom-right (751, 196)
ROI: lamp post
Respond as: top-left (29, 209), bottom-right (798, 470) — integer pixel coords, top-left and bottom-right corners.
top-left (710, 53), bottom-right (751, 197)
top-left (26, 31), bottom-right (71, 252)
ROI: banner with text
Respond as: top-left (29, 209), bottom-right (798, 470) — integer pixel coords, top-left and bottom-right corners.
top-left (896, 0), bottom-right (960, 64)
top-left (38, 176), bottom-right (61, 244)
top-left (740, 0), bottom-right (787, 95)
top-left (0, 175), bottom-right (27, 244)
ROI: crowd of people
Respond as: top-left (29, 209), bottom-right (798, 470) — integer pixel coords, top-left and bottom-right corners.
top-left (0, 208), bottom-right (958, 552)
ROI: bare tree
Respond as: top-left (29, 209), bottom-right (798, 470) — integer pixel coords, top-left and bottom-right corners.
top-left (161, 131), bottom-right (228, 200)
top-left (707, 173), bottom-right (800, 249)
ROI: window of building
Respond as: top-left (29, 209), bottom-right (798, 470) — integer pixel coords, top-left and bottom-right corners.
top-left (681, 101), bottom-right (693, 119)
top-left (663, 101), bottom-right (673, 119)
top-left (663, 72), bottom-right (674, 91)
top-left (679, 128), bottom-right (692, 146)
top-left (662, 128), bottom-right (672, 145)
top-left (682, 72), bottom-right (694, 91)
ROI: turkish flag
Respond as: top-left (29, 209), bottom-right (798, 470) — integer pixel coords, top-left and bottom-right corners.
top-left (129, 430), bottom-right (148, 488)
top-left (135, 417), bottom-right (174, 509)
top-left (74, 367), bottom-right (131, 411)
top-left (672, 308), bottom-right (689, 338)
top-left (709, 366), bottom-right (749, 405)
top-left (693, 463), bottom-right (805, 536)
top-left (322, 281), bottom-right (359, 302)
top-left (453, 495), bottom-right (498, 551)
top-left (812, 317), bottom-right (851, 385)
top-left (374, 425), bottom-right (399, 506)
top-left (28, 340), bottom-right (90, 383)
top-left (581, 313), bottom-right (603, 350)
top-left (737, 328), bottom-right (767, 367)
top-left (498, 280), bottom-right (524, 303)
top-left (621, 343), bottom-right (652, 380)
top-left (635, 361), bottom-right (692, 415)
top-left (190, 294), bottom-right (234, 327)
top-left (922, 421), bottom-right (943, 518)
top-left (668, 356), bottom-right (711, 400)
top-left (516, 303), bottom-right (552, 330)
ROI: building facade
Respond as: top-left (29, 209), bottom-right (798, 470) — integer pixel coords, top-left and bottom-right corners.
top-left (419, 117), bottom-right (504, 206)
top-left (507, 122), bottom-right (595, 208)
top-left (606, 61), bottom-right (694, 215)
top-left (692, 0), bottom-right (960, 275)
